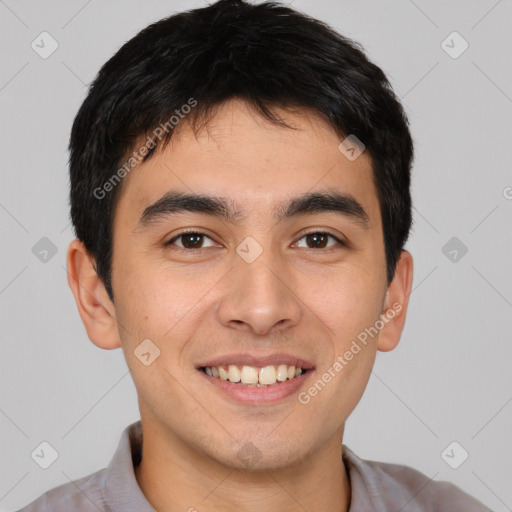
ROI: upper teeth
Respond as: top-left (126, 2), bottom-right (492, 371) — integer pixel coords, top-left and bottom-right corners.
top-left (203, 364), bottom-right (304, 386)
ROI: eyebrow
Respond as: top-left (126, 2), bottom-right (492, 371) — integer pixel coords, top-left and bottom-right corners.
top-left (136, 188), bottom-right (370, 230)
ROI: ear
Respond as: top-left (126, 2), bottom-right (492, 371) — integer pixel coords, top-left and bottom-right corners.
top-left (66, 238), bottom-right (121, 350)
top-left (377, 250), bottom-right (414, 352)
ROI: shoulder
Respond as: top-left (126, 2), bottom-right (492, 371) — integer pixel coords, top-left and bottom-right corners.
top-left (342, 446), bottom-right (491, 512)
top-left (15, 469), bottom-right (108, 512)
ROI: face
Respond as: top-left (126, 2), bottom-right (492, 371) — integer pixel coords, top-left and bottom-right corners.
top-left (104, 98), bottom-right (401, 470)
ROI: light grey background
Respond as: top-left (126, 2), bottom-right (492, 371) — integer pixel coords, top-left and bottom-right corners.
top-left (1, 0), bottom-right (511, 510)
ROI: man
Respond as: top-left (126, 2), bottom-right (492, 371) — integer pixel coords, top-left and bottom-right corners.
top-left (18, 0), bottom-right (489, 510)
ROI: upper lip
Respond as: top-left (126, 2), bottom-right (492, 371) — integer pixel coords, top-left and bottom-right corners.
top-left (197, 353), bottom-right (315, 370)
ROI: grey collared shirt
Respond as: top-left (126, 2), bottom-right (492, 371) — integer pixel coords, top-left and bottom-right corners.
top-left (16, 420), bottom-right (490, 511)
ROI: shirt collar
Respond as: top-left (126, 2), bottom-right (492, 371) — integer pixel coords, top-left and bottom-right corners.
top-left (103, 420), bottom-right (156, 511)
top-left (342, 445), bottom-right (388, 510)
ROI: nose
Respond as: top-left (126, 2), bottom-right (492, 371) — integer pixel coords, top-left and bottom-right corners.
top-left (216, 245), bottom-right (302, 336)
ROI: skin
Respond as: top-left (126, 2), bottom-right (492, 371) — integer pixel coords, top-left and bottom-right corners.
top-left (67, 98), bottom-right (413, 512)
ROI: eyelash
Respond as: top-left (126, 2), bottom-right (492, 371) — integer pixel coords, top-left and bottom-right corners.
top-left (164, 229), bottom-right (347, 253)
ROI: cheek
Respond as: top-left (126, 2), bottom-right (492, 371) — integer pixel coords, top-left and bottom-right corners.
top-left (114, 260), bottom-right (219, 357)
top-left (291, 270), bottom-right (382, 419)
top-left (310, 268), bottom-right (384, 346)
top-left (312, 270), bottom-right (383, 414)
top-left (113, 266), bottom-right (208, 413)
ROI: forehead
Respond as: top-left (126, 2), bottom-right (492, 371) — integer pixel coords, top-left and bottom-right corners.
top-left (114, 99), bottom-right (380, 229)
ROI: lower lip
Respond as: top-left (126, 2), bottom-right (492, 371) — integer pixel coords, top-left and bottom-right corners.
top-left (198, 369), bottom-right (313, 404)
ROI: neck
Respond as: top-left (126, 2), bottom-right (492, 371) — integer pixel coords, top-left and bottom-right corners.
top-left (134, 417), bottom-right (351, 512)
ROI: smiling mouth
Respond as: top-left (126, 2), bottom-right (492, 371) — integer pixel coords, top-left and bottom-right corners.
top-left (200, 364), bottom-right (309, 387)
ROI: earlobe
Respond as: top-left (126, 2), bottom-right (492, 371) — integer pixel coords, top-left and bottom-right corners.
top-left (377, 250), bottom-right (414, 352)
top-left (66, 239), bottom-right (121, 350)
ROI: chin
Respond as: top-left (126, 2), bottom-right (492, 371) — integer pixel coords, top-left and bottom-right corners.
top-left (207, 435), bottom-right (309, 472)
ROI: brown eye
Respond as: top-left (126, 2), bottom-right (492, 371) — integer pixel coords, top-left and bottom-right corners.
top-left (166, 232), bottom-right (216, 250)
top-left (295, 232), bottom-right (344, 250)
